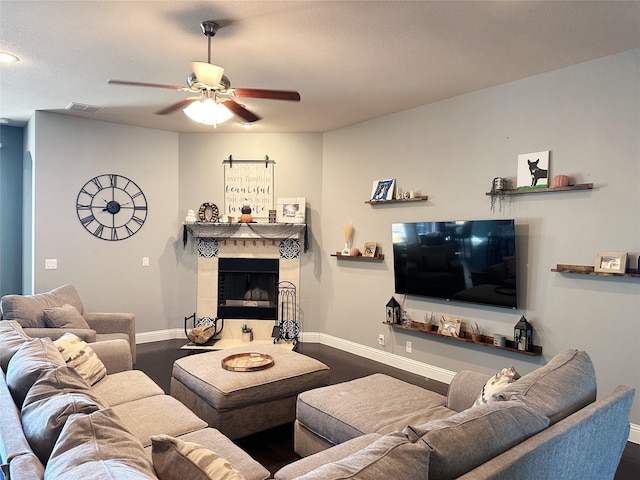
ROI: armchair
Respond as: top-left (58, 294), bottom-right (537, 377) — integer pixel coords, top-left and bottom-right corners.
top-left (0, 284), bottom-right (136, 363)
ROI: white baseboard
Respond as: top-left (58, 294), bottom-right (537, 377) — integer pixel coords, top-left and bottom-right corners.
top-left (305, 332), bottom-right (456, 384)
top-left (136, 329), bottom-right (639, 444)
top-left (136, 328), bottom-right (183, 344)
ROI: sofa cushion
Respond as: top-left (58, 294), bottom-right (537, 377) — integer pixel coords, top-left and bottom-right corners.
top-left (499, 349), bottom-right (597, 424)
top-left (6, 337), bottom-right (66, 407)
top-left (0, 320), bottom-right (30, 372)
top-left (44, 408), bottom-right (157, 479)
top-left (1, 284), bottom-right (84, 328)
top-left (294, 432), bottom-right (431, 480)
top-left (296, 373), bottom-right (452, 444)
top-left (43, 304), bottom-right (90, 329)
top-left (111, 395), bottom-right (208, 448)
top-left (473, 366), bottom-right (520, 406)
top-left (54, 333), bottom-right (107, 385)
top-left (403, 400), bottom-right (550, 480)
top-left (22, 366), bottom-right (104, 463)
top-left (93, 369), bottom-right (164, 406)
top-left (151, 434), bottom-right (245, 480)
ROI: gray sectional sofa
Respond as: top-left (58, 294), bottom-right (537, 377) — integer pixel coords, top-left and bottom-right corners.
top-left (1, 315), bottom-right (634, 480)
top-left (0, 320), bottom-right (269, 480)
top-left (274, 349), bottom-right (634, 480)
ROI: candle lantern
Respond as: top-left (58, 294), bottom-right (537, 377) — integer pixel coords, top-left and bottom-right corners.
top-left (386, 297), bottom-right (401, 325)
top-left (514, 316), bottom-right (533, 352)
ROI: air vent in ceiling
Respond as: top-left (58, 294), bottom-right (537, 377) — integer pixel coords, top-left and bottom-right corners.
top-left (65, 102), bottom-right (103, 114)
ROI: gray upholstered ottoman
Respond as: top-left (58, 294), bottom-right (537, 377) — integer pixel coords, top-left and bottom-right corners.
top-left (294, 373), bottom-right (453, 456)
top-left (170, 344), bottom-right (330, 439)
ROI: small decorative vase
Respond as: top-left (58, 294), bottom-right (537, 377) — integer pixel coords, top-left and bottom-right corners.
top-left (185, 209), bottom-right (197, 223)
top-left (471, 333), bottom-right (482, 343)
top-left (242, 332), bottom-right (253, 343)
top-left (349, 247), bottom-right (360, 256)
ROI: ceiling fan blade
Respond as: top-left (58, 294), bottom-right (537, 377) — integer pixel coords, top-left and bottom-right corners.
top-left (233, 88), bottom-right (301, 101)
top-left (221, 99), bottom-right (261, 123)
top-left (155, 98), bottom-right (198, 115)
top-left (109, 79), bottom-right (188, 91)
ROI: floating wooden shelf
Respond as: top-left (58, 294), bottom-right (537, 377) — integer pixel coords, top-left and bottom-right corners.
top-left (551, 264), bottom-right (640, 278)
top-left (383, 321), bottom-right (542, 356)
top-left (365, 195), bottom-right (428, 204)
top-left (485, 183), bottom-right (593, 196)
top-left (331, 253), bottom-right (385, 260)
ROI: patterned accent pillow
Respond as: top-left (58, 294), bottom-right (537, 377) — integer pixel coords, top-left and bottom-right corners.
top-left (151, 434), bottom-right (246, 480)
top-left (43, 304), bottom-right (90, 329)
top-left (54, 333), bottom-right (107, 385)
top-left (474, 367), bottom-right (521, 406)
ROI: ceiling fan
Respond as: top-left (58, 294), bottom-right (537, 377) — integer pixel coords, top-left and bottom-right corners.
top-left (108, 20), bottom-right (300, 124)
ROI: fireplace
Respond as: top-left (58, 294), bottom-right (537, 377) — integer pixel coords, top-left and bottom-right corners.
top-left (217, 258), bottom-right (279, 320)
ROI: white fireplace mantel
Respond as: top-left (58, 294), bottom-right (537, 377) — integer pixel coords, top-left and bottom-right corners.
top-left (185, 222), bottom-right (306, 240)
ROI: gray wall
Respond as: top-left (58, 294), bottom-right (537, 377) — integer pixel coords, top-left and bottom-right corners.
top-left (29, 114), bottom-right (181, 333)
top-left (0, 126), bottom-right (24, 295)
top-left (320, 49), bottom-right (640, 424)
top-left (24, 49), bottom-right (639, 426)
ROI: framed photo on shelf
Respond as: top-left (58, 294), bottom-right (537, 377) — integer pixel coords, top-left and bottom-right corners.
top-left (594, 251), bottom-right (627, 274)
top-left (370, 179), bottom-right (395, 201)
top-left (438, 316), bottom-right (461, 337)
top-left (276, 197), bottom-right (306, 223)
top-left (362, 242), bottom-right (377, 257)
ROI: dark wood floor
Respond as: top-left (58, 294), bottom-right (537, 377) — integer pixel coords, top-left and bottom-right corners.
top-left (136, 339), bottom-right (639, 479)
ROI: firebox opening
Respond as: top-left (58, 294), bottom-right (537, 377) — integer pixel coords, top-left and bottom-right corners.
top-left (218, 258), bottom-right (279, 320)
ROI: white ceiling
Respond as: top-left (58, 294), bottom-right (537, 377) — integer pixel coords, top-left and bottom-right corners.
top-left (1, 1), bottom-right (639, 134)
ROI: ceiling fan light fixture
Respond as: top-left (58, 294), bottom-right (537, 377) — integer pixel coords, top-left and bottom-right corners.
top-left (191, 61), bottom-right (224, 86)
top-left (183, 97), bottom-right (233, 126)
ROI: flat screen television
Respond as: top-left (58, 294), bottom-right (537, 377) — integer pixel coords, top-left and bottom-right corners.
top-left (392, 219), bottom-right (518, 309)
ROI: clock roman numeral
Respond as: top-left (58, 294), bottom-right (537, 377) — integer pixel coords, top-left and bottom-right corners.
top-left (109, 174), bottom-right (117, 188)
top-left (125, 225), bottom-right (135, 237)
top-left (80, 214), bottom-right (95, 225)
top-left (131, 216), bottom-right (144, 226)
top-left (94, 224), bottom-right (104, 237)
top-left (110, 228), bottom-right (118, 241)
top-left (76, 203), bottom-right (92, 210)
top-left (134, 205), bottom-right (147, 211)
top-left (91, 177), bottom-right (103, 190)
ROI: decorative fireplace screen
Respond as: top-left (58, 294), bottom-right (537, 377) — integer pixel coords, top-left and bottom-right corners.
top-left (217, 258), bottom-right (279, 320)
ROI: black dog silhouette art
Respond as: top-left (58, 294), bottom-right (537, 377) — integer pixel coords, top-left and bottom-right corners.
top-left (528, 159), bottom-right (548, 187)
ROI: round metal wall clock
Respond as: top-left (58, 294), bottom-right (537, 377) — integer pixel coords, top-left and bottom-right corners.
top-left (76, 174), bottom-right (148, 241)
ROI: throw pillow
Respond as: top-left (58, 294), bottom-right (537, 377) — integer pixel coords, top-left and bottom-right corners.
top-left (294, 432), bottom-right (431, 480)
top-left (403, 400), bottom-right (549, 480)
top-left (43, 304), bottom-right (90, 329)
top-left (151, 434), bottom-right (246, 480)
top-left (497, 349), bottom-right (597, 424)
top-left (0, 320), bottom-right (30, 372)
top-left (6, 337), bottom-right (66, 407)
top-left (22, 366), bottom-right (104, 463)
top-left (45, 408), bottom-right (156, 479)
top-left (473, 366), bottom-right (521, 406)
top-left (54, 333), bottom-right (107, 385)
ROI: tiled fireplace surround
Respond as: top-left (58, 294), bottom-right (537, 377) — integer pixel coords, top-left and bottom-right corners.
top-left (186, 223), bottom-right (306, 348)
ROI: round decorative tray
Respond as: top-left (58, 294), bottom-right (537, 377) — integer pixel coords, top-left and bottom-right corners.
top-left (221, 352), bottom-right (275, 372)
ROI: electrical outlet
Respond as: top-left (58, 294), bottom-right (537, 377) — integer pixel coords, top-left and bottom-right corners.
top-left (406, 341), bottom-right (412, 353)
top-left (45, 259), bottom-right (57, 270)
top-left (378, 334), bottom-right (385, 346)
top-left (142, 256), bottom-right (149, 267)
